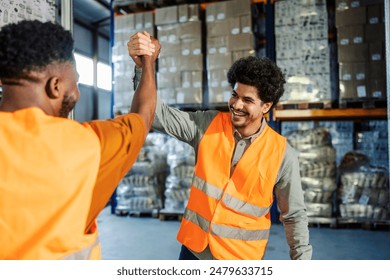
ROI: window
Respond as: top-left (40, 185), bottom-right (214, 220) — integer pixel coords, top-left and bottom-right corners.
top-left (74, 53), bottom-right (93, 86)
top-left (97, 62), bottom-right (112, 91)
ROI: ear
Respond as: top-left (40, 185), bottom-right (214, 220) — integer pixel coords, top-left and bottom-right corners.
top-left (262, 102), bottom-right (273, 114)
top-left (45, 76), bottom-right (61, 99)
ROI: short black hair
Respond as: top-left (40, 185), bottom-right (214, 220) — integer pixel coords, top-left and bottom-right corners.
top-left (0, 20), bottom-right (74, 80)
top-left (227, 56), bottom-right (286, 109)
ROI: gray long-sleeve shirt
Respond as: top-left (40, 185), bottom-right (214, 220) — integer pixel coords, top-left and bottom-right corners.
top-left (134, 68), bottom-right (312, 260)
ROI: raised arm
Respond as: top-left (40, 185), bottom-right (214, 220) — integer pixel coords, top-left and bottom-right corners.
top-left (127, 31), bottom-right (160, 136)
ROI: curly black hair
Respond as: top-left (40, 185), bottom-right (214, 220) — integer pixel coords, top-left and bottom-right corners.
top-left (0, 20), bottom-right (74, 80)
top-left (227, 56), bottom-right (286, 109)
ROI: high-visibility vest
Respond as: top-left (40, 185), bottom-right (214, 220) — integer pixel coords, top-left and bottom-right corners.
top-left (177, 112), bottom-right (286, 260)
top-left (0, 108), bottom-right (102, 259)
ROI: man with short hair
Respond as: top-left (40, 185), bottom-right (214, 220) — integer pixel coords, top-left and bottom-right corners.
top-left (129, 38), bottom-right (312, 260)
top-left (0, 20), bottom-right (159, 259)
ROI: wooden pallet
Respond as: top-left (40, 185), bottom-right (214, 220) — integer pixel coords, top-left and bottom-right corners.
top-left (115, 209), bottom-right (130, 217)
top-left (128, 209), bottom-right (159, 218)
top-left (338, 99), bottom-right (387, 109)
top-left (276, 100), bottom-right (333, 110)
top-left (158, 209), bottom-right (184, 221)
top-left (308, 217), bottom-right (337, 228)
top-left (336, 218), bottom-right (390, 231)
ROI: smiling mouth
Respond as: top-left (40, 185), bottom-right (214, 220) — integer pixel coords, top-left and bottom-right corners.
top-left (231, 109), bottom-right (246, 117)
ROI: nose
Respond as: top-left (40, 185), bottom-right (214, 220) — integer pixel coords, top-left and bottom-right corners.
top-left (232, 98), bottom-right (244, 110)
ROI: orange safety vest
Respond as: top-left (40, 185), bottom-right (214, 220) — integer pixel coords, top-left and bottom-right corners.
top-left (177, 112), bottom-right (287, 260)
top-left (0, 108), bottom-right (101, 259)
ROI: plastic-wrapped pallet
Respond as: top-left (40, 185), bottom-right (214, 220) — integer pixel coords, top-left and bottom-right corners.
top-left (162, 137), bottom-right (195, 212)
top-left (337, 151), bottom-right (389, 222)
top-left (286, 127), bottom-right (337, 221)
top-left (115, 132), bottom-right (168, 216)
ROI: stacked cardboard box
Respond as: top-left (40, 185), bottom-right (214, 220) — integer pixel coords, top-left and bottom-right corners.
top-left (336, 0), bottom-right (386, 107)
top-left (112, 12), bottom-right (154, 114)
top-left (156, 4), bottom-right (203, 105)
top-left (206, 0), bottom-right (255, 104)
top-left (275, 0), bottom-right (333, 104)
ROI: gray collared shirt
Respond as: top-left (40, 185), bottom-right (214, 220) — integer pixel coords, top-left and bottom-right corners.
top-left (133, 67), bottom-right (312, 260)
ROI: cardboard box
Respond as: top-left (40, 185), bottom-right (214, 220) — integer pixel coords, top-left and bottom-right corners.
top-left (157, 72), bottom-right (181, 88)
top-left (208, 86), bottom-right (232, 103)
top-left (367, 61), bottom-right (386, 79)
top-left (360, 0), bottom-right (384, 6)
top-left (229, 17), bottom-right (240, 35)
top-left (207, 20), bottom-right (230, 37)
top-left (158, 56), bottom-right (177, 73)
top-left (179, 55), bottom-right (203, 71)
top-left (207, 53), bottom-right (233, 70)
top-left (181, 38), bottom-right (202, 56)
top-left (367, 4), bottom-right (381, 24)
top-left (337, 25), bottom-right (364, 45)
top-left (178, 21), bottom-right (201, 40)
top-left (240, 14), bottom-right (252, 33)
top-left (339, 80), bottom-right (368, 99)
top-left (336, 0), bottom-right (351, 11)
top-left (155, 6), bottom-right (178, 25)
top-left (157, 24), bottom-right (178, 43)
top-left (206, 2), bottom-right (217, 22)
top-left (336, 7), bottom-right (366, 27)
top-left (232, 50), bottom-right (255, 62)
top-left (369, 79), bottom-right (386, 99)
top-left (159, 42), bottom-right (181, 57)
top-left (364, 23), bottom-right (384, 42)
top-left (228, 33), bottom-right (253, 51)
top-left (369, 41), bottom-right (384, 61)
top-left (339, 62), bottom-right (366, 81)
top-left (143, 12), bottom-right (154, 28)
top-left (229, 0), bottom-right (251, 17)
top-left (135, 13), bottom-right (143, 29)
top-left (176, 4), bottom-right (200, 23)
top-left (178, 4), bottom-right (188, 23)
top-left (176, 88), bottom-right (202, 104)
top-left (338, 44), bottom-right (368, 62)
top-left (181, 71), bottom-right (192, 88)
top-left (207, 36), bottom-right (229, 54)
top-left (191, 71), bottom-right (203, 88)
top-left (208, 69), bottom-right (229, 88)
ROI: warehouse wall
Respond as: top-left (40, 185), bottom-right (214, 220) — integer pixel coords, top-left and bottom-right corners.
top-left (73, 23), bottom-right (112, 122)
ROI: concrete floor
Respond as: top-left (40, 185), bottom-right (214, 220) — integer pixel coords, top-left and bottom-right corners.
top-left (97, 206), bottom-right (390, 260)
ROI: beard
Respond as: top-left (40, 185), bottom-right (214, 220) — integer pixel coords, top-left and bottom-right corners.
top-left (59, 94), bottom-right (77, 118)
top-left (229, 105), bottom-right (247, 124)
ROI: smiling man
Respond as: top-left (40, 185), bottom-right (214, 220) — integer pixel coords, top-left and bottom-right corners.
top-left (130, 46), bottom-right (312, 260)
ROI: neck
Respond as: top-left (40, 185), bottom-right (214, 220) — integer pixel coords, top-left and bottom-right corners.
top-left (235, 118), bottom-right (263, 138)
top-left (0, 82), bottom-right (51, 115)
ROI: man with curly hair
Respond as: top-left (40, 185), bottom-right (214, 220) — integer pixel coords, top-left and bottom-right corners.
top-left (0, 20), bottom-right (160, 259)
top-left (130, 38), bottom-right (312, 260)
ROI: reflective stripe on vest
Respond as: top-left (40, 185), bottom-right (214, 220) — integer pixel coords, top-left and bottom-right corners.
top-left (61, 235), bottom-right (100, 260)
top-left (184, 207), bottom-right (270, 241)
top-left (192, 175), bottom-right (271, 218)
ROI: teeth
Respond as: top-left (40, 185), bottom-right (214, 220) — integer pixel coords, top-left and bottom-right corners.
top-left (233, 111), bottom-right (245, 116)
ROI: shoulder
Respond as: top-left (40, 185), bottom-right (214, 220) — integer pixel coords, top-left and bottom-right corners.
top-left (85, 113), bottom-right (146, 146)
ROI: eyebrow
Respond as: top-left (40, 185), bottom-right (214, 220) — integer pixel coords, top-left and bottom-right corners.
top-left (234, 90), bottom-right (256, 101)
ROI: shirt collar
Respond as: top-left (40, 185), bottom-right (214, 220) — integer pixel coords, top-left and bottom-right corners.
top-left (233, 118), bottom-right (267, 143)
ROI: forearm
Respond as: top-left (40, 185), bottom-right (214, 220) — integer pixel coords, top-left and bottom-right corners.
top-left (281, 210), bottom-right (312, 260)
top-left (130, 59), bottom-right (156, 135)
top-left (133, 66), bottom-right (205, 146)
top-left (275, 145), bottom-right (313, 260)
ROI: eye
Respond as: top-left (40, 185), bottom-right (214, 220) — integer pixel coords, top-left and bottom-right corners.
top-left (243, 98), bottom-right (255, 104)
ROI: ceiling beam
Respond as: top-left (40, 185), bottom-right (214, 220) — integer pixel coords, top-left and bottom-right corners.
top-left (94, 0), bottom-right (111, 10)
